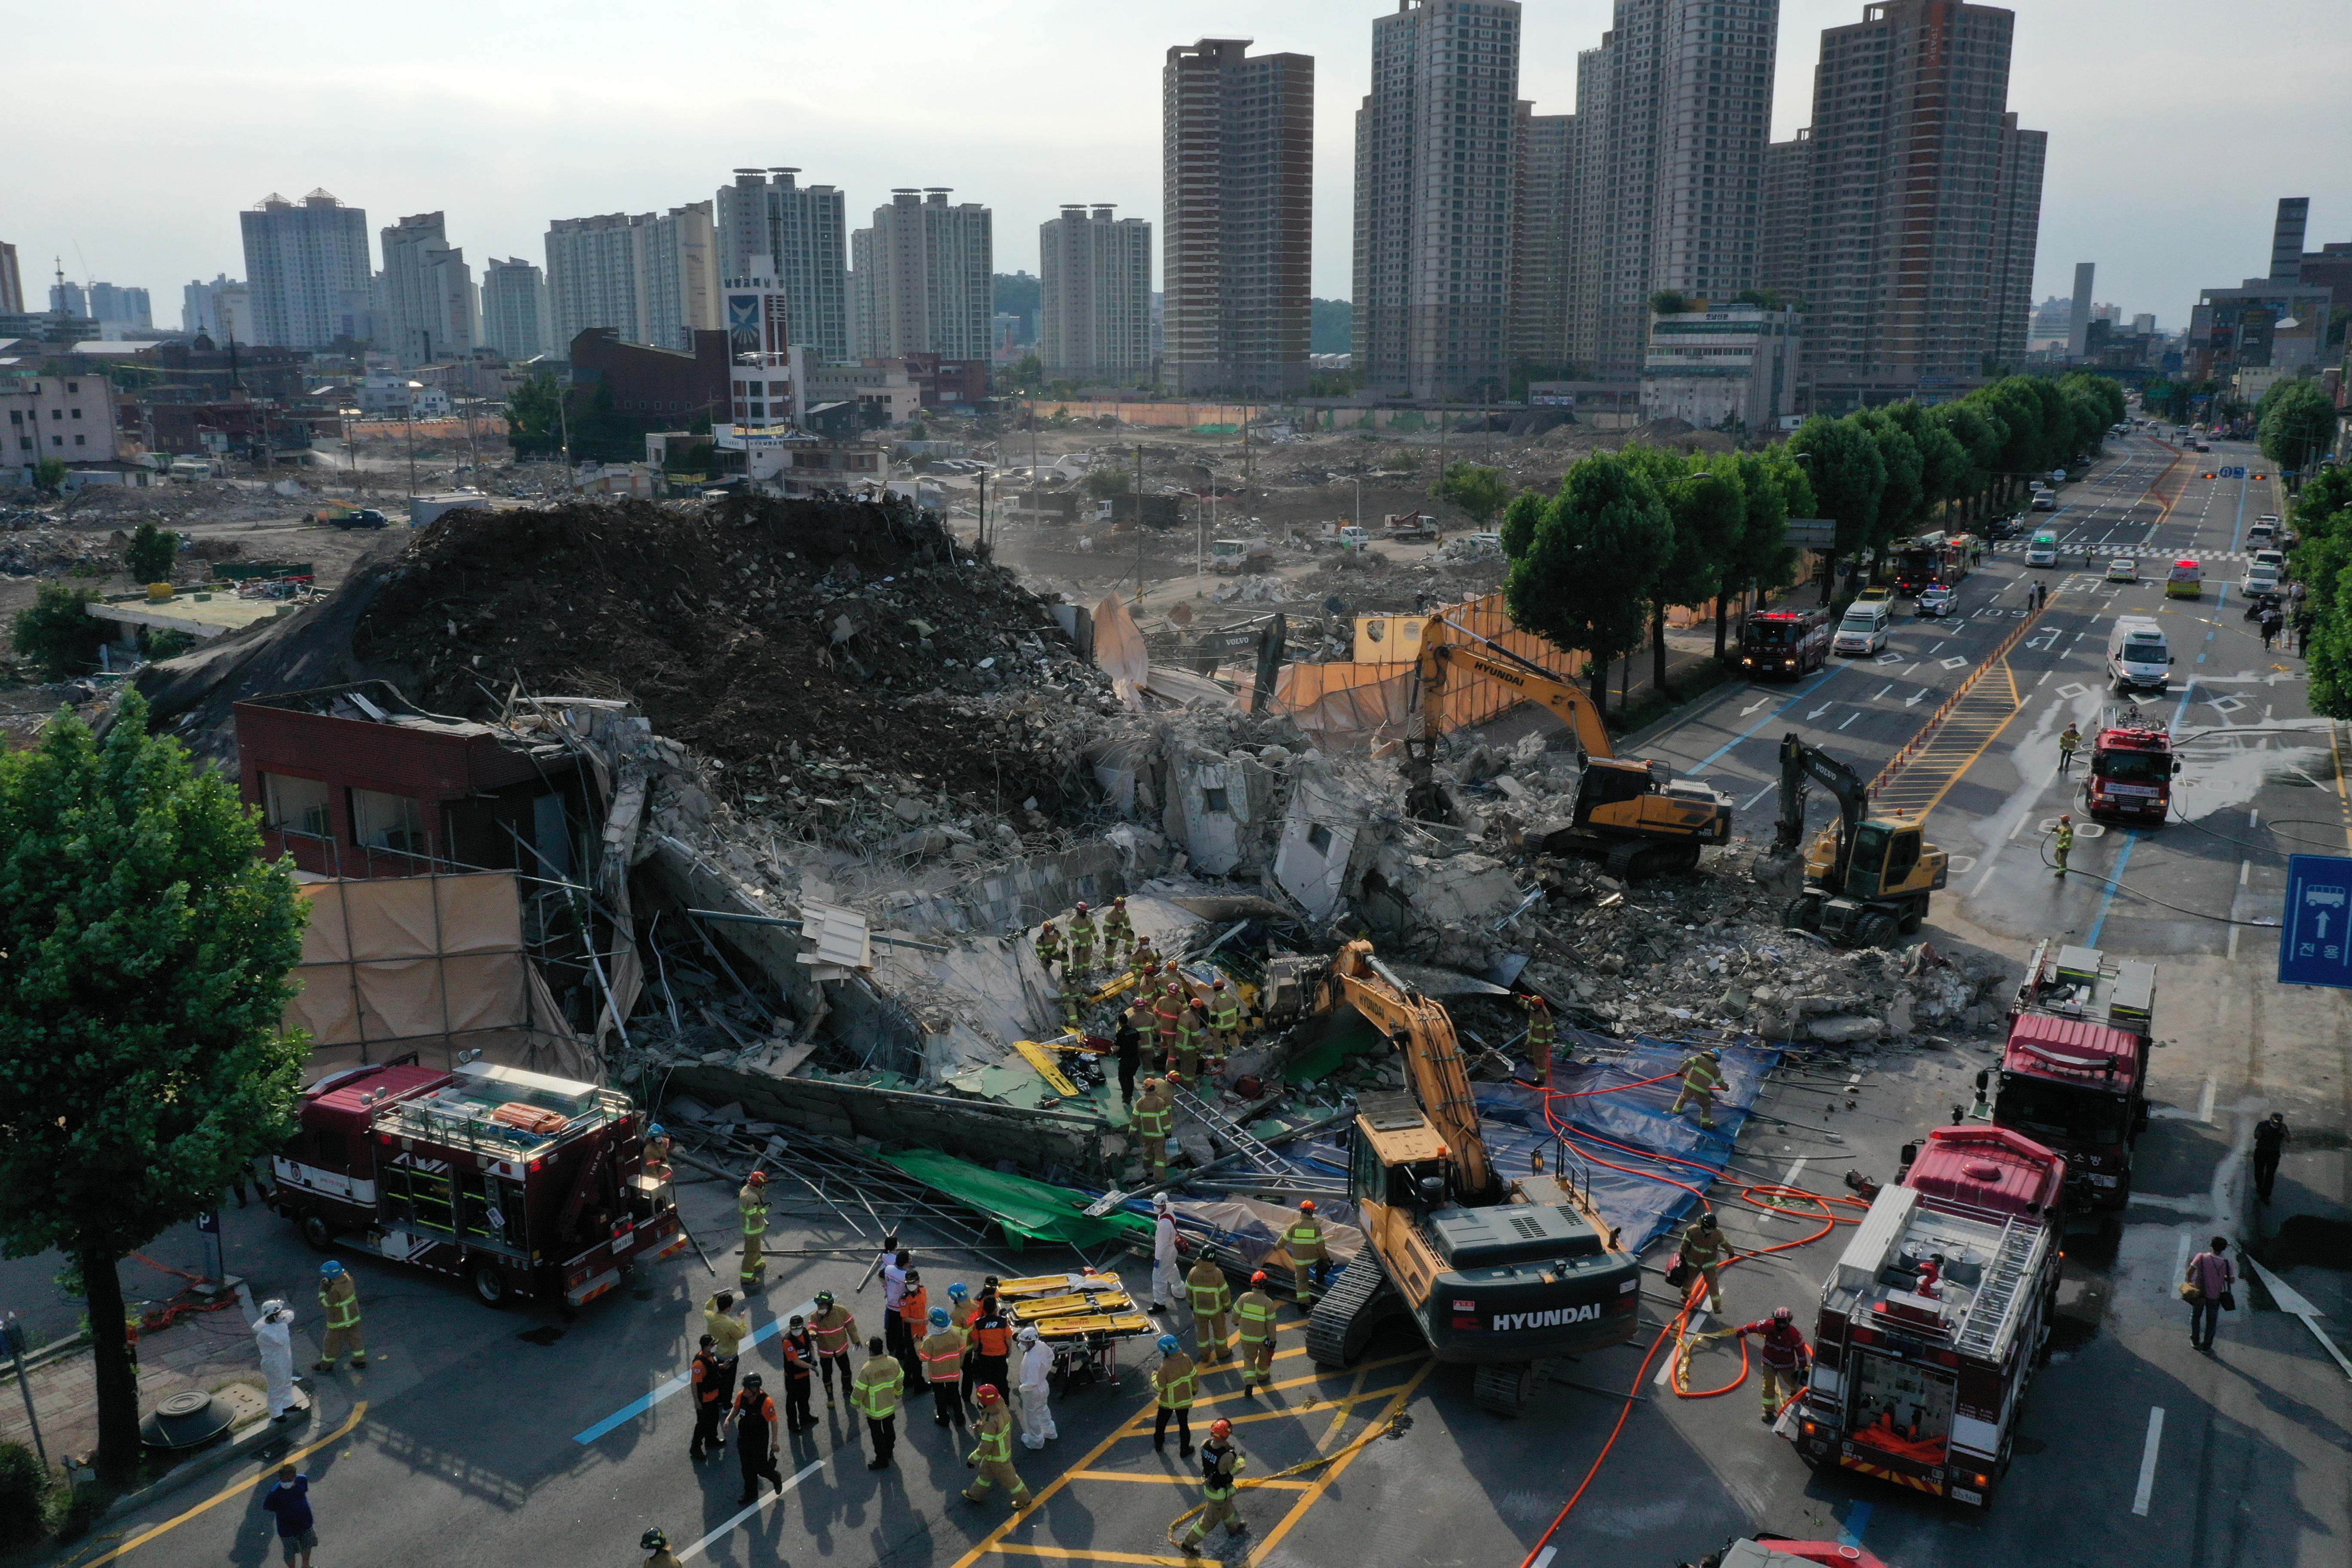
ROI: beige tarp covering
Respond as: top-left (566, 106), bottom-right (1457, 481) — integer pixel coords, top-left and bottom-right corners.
top-left (1272, 662), bottom-right (1418, 745)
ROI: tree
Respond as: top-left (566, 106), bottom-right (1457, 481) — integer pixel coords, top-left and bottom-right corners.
top-left (1786, 416), bottom-right (1883, 599)
top-left (2259, 380), bottom-right (2340, 477)
top-left (1883, 402), bottom-right (1969, 521)
top-left (1730, 288), bottom-right (1785, 311)
top-left (1649, 289), bottom-right (1691, 316)
top-left (1852, 411), bottom-right (1925, 554)
top-left (1431, 460), bottom-right (1510, 526)
top-left (1008, 353), bottom-right (1044, 393)
top-left (505, 371), bottom-right (565, 458)
top-left (9, 583), bottom-right (107, 679)
top-left (1504, 453), bottom-right (1669, 712)
top-left (123, 522), bottom-right (177, 585)
top-left (1082, 467), bottom-right (1132, 500)
top-left (1498, 486), bottom-right (1546, 560)
top-left (33, 458), bottom-right (68, 495)
top-left (1932, 401), bottom-right (2006, 519)
top-left (2291, 466), bottom-right (2352, 536)
top-left (1623, 447), bottom-right (1740, 688)
top-left (0, 691), bottom-right (307, 1482)
top-left (1721, 450), bottom-right (1797, 655)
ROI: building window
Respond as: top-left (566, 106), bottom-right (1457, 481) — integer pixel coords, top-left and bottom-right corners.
top-left (1201, 787), bottom-right (1231, 815)
top-left (73, 434), bottom-right (84, 446)
top-left (264, 773), bottom-right (333, 838)
top-left (66, 381), bottom-right (78, 393)
top-left (352, 788), bottom-right (429, 855)
top-left (1306, 822), bottom-right (1334, 857)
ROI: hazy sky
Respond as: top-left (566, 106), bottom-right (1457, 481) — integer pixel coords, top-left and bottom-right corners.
top-left (9, 1), bottom-right (2349, 331)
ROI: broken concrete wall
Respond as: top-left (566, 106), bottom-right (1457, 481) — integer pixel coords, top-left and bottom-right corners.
top-left (1360, 843), bottom-right (1522, 973)
top-left (876, 833), bottom-right (1168, 937)
top-left (1164, 744), bottom-right (1282, 877)
top-left (1271, 753), bottom-right (1395, 923)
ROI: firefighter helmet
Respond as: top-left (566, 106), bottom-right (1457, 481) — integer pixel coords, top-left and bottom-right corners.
top-left (815, 1291), bottom-right (836, 1309)
top-left (641, 1528), bottom-right (670, 1552)
top-left (1772, 1306), bottom-right (1793, 1323)
top-left (929, 1307), bottom-right (950, 1329)
top-left (1209, 1418), bottom-right (1233, 1439)
top-left (747, 1170), bottom-right (768, 1185)
top-left (1299, 1200), bottom-right (1316, 1213)
top-left (318, 1260), bottom-right (344, 1277)
top-left (648, 1123), bottom-right (666, 1137)
top-left (1158, 1334), bottom-right (1181, 1354)
top-left (976, 1384), bottom-right (1001, 1403)
top-left (742, 1373), bottom-right (764, 1390)
top-left (1250, 1271), bottom-right (1268, 1286)
top-left (948, 1281), bottom-right (970, 1301)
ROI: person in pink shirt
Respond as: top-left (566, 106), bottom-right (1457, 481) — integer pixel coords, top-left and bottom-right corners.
top-left (2184, 1235), bottom-right (2233, 1352)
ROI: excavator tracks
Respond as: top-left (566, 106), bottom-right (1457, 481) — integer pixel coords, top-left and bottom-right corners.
top-left (1308, 1251), bottom-right (1402, 1368)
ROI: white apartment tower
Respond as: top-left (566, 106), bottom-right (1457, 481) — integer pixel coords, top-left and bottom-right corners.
top-left (380, 212), bottom-right (478, 367)
top-left (542, 204), bottom-right (719, 356)
top-left (851, 190), bottom-right (993, 362)
top-left (1354, 0), bottom-right (1524, 401)
top-left (714, 168), bottom-right (849, 361)
top-left (239, 190), bottom-right (372, 349)
top-left (1039, 205), bottom-right (1154, 384)
top-left (480, 257), bottom-right (550, 361)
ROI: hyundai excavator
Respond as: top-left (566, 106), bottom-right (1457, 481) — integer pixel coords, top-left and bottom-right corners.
top-left (1405, 621), bottom-right (1731, 876)
top-left (1304, 941), bottom-right (1642, 1415)
top-left (1774, 733), bottom-right (1948, 947)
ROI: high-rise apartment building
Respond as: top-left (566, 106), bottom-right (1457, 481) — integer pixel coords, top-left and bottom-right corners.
top-left (1755, 129), bottom-right (1812, 309)
top-left (86, 283), bottom-right (151, 329)
top-left (850, 190), bottom-right (993, 361)
top-left (480, 257), bottom-right (550, 361)
top-left (715, 168), bottom-right (849, 360)
top-left (380, 212), bottom-right (478, 366)
top-left (1354, 0), bottom-right (1524, 400)
top-left (1511, 105), bottom-right (1575, 368)
top-left (1039, 205), bottom-right (1154, 384)
top-left (2270, 197), bottom-right (2310, 283)
top-left (542, 204), bottom-right (718, 357)
top-left (1765, 1), bottom-right (2046, 402)
top-left (0, 243), bottom-right (21, 314)
top-left (1161, 38), bottom-right (1314, 396)
top-left (239, 190), bottom-right (372, 349)
top-left (49, 279), bottom-right (87, 317)
top-left (181, 276), bottom-right (257, 344)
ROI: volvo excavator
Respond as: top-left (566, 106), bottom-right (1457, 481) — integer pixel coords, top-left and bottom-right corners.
top-left (1304, 941), bottom-right (1642, 1415)
top-left (1404, 622), bottom-right (1731, 876)
top-left (1774, 733), bottom-right (1948, 947)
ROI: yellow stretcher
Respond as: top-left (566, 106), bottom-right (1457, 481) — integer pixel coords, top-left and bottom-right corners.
top-left (1035, 1311), bottom-right (1154, 1341)
top-left (999, 1271), bottom-right (1124, 1300)
top-left (1011, 1288), bottom-right (1136, 1322)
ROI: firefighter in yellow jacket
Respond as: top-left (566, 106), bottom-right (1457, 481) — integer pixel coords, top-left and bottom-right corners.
top-left (1284, 1200), bottom-right (1330, 1310)
top-left (314, 1261), bottom-right (365, 1371)
top-left (1234, 1272), bottom-right (1278, 1393)
top-left (1185, 1256), bottom-right (1232, 1363)
top-left (961, 1384), bottom-right (1032, 1510)
top-left (738, 1170), bottom-right (771, 1289)
top-left (1180, 1418), bottom-right (1248, 1553)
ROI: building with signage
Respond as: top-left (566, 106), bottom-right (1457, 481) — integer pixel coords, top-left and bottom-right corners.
top-left (1640, 304), bottom-right (1801, 432)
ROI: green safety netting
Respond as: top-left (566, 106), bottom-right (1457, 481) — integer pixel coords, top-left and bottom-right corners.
top-left (880, 1148), bottom-right (1154, 1251)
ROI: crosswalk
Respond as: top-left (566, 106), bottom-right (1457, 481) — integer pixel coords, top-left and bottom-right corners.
top-left (1984, 542), bottom-right (2259, 563)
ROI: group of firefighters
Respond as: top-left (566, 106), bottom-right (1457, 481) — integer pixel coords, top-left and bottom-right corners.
top-left (1036, 899), bottom-right (1250, 1084)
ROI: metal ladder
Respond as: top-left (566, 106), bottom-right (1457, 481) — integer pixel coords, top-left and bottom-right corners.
top-left (1169, 1083), bottom-right (1291, 1176)
top-left (1953, 1219), bottom-right (2037, 1358)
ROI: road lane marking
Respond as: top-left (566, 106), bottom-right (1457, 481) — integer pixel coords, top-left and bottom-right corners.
top-left (2246, 1256), bottom-right (2352, 1380)
top-left (2198, 1076), bottom-right (2216, 1124)
top-left (1837, 1501), bottom-right (1874, 1549)
top-left (575, 1297), bottom-right (816, 1442)
top-left (680, 1460), bottom-right (826, 1561)
top-left (2132, 1407), bottom-right (2165, 1516)
top-left (1743, 782), bottom-right (1776, 811)
top-left (1838, 711), bottom-right (1860, 730)
top-left (74, 1401), bottom-right (370, 1565)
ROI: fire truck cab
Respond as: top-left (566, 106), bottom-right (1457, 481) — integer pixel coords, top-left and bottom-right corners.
top-left (1791, 1125), bottom-right (2068, 1509)
top-left (1740, 609), bottom-right (1834, 679)
top-left (1986, 940), bottom-right (2155, 1210)
top-left (2082, 713), bottom-right (2177, 824)
top-left (270, 1057), bottom-right (685, 1311)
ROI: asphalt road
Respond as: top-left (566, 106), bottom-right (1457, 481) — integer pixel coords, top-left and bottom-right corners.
top-left (52, 437), bottom-right (2352, 1568)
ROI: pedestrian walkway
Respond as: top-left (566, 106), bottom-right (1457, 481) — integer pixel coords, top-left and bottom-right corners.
top-left (1987, 542), bottom-right (2259, 564)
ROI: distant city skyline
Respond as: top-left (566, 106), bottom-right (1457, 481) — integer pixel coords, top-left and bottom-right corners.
top-left (6, 0), bottom-right (2349, 330)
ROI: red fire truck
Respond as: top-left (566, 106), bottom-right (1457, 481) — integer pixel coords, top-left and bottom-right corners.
top-left (2081, 713), bottom-right (2178, 824)
top-left (1981, 939), bottom-right (2156, 1210)
top-left (1789, 1125), bottom-right (2068, 1509)
top-left (1739, 609), bottom-right (1834, 679)
top-left (1890, 532), bottom-right (1969, 597)
top-left (269, 1057), bottom-right (687, 1311)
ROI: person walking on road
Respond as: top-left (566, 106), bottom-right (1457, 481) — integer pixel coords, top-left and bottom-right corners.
top-left (810, 1292), bottom-right (859, 1409)
top-left (261, 1465), bottom-right (317, 1568)
top-left (641, 1526), bottom-right (683, 1568)
top-left (1675, 1211), bottom-right (1732, 1317)
top-left (2058, 723), bottom-right (2081, 777)
top-left (2052, 814), bottom-right (2075, 878)
top-left (726, 1374), bottom-right (785, 1502)
top-left (738, 1170), bottom-right (770, 1291)
top-left (2259, 608), bottom-right (2280, 651)
top-left (1186, 1255), bottom-right (1232, 1363)
top-left (2253, 1113), bottom-right (2290, 1200)
top-left (2184, 1236), bottom-right (2234, 1352)
top-left (1015, 1325), bottom-right (1057, 1449)
top-left (962, 1385), bottom-right (1032, 1511)
top-left (1234, 1273), bottom-right (1278, 1395)
top-left (1285, 1201), bottom-right (1329, 1311)
top-left (1726, 1307), bottom-right (1812, 1423)
top-left (1151, 1194), bottom-right (1183, 1311)
top-left (853, 1335), bottom-right (906, 1470)
top-left (1670, 1047), bottom-right (1725, 1130)
top-left (313, 1260), bottom-right (364, 1372)
top-left (690, 1333), bottom-right (732, 1461)
top-left (1180, 1419), bottom-right (1248, 1554)
top-left (250, 1298), bottom-right (301, 1424)
top-left (918, 1307), bottom-right (970, 1432)
top-left (780, 1315), bottom-right (818, 1432)
top-left (1151, 1333), bottom-right (1197, 1456)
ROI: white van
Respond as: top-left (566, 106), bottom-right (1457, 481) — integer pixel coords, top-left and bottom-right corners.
top-left (2025, 530), bottom-right (2059, 567)
top-left (1833, 599), bottom-right (1892, 656)
top-left (2242, 560), bottom-right (2282, 597)
top-left (2107, 618), bottom-right (2172, 694)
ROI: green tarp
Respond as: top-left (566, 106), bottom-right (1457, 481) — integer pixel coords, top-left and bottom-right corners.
top-left (879, 1148), bottom-right (1154, 1251)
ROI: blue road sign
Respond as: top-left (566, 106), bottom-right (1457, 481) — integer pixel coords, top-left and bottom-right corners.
top-left (2280, 854), bottom-right (2352, 987)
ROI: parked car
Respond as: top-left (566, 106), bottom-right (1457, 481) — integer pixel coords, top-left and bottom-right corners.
top-left (2107, 557), bottom-right (2138, 583)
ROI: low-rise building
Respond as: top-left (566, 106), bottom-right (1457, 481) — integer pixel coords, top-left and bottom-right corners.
top-left (717, 426), bottom-right (890, 499)
top-left (1639, 305), bottom-right (1801, 433)
top-left (2, 370), bottom-right (123, 480)
top-left (570, 326), bottom-right (730, 427)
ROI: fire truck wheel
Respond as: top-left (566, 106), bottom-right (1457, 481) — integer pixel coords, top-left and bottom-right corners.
top-left (470, 1263), bottom-right (510, 1308)
top-left (300, 1214), bottom-right (337, 1253)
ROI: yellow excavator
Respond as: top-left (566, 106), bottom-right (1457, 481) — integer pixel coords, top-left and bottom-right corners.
top-left (1774, 733), bottom-right (1948, 946)
top-left (1406, 622), bottom-right (1731, 876)
top-left (1304, 941), bottom-right (1642, 1415)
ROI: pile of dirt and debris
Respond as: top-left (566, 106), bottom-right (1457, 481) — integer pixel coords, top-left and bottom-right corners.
top-left (0, 527), bottom-right (120, 579)
top-left (350, 493), bottom-right (1120, 814)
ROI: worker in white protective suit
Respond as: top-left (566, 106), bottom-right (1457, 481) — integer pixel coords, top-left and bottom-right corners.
top-left (251, 1299), bottom-right (301, 1422)
top-left (1015, 1326), bottom-right (1057, 1450)
top-left (1152, 1195), bottom-right (1183, 1313)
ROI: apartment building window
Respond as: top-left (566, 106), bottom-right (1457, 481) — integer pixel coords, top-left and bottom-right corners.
top-left (352, 789), bottom-right (429, 855)
top-left (263, 773), bottom-right (333, 838)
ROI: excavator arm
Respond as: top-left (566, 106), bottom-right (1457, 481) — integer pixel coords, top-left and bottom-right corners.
top-left (1331, 941), bottom-right (1495, 1201)
top-left (1775, 732), bottom-right (1870, 879)
top-left (1419, 632), bottom-right (1616, 760)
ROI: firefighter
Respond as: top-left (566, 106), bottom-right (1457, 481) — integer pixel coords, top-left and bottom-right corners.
top-left (1180, 1418), bottom-right (1247, 1553)
top-left (895, 1269), bottom-right (930, 1380)
top-left (1015, 1324), bottom-right (1056, 1449)
top-left (2053, 813), bottom-right (2075, 878)
top-left (1131, 1077), bottom-right (1173, 1180)
top-left (738, 1170), bottom-right (770, 1290)
top-left (1152, 980), bottom-right (1184, 1066)
top-left (313, 1260), bottom-right (364, 1372)
top-left (946, 1281), bottom-right (981, 1415)
top-left (779, 1314), bottom-right (818, 1431)
top-left (641, 1526), bottom-right (683, 1568)
top-left (962, 1385), bottom-right (1031, 1510)
top-left (1519, 994), bottom-right (1556, 1065)
top-left (643, 1122), bottom-right (674, 1191)
top-left (917, 1307), bottom-right (968, 1431)
top-left (1727, 1307), bottom-right (1812, 1423)
top-left (1173, 998), bottom-right (1207, 1084)
top-left (1234, 1272), bottom-right (1278, 1394)
top-left (1060, 971), bottom-right (1087, 1034)
top-left (1034, 919), bottom-right (1066, 977)
top-left (704, 1290), bottom-right (748, 1362)
top-left (726, 1373), bottom-right (785, 1503)
top-left (1102, 896), bottom-right (1135, 965)
top-left (809, 1291), bottom-right (859, 1409)
top-left (852, 1335), bottom-right (905, 1470)
top-left (1186, 1255), bottom-right (1233, 1363)
top-left (968, 1295), bottom-right (1015, 1409)
top-left (1285, 1200), bottom-right (1329, 1311)
top-left (1206, 978), bottom-right (1242, 1066)
top-left (689, 1333), bottom-right (732, 1461)
top-left (1675, 1210), bottom-right (1731, 1316)
top-left (1066, 901), bottom-right (1098, 982)
top-left (2058, 722), bottom-right (2081, 777)
top-left (1127, 939), bottom-right (1159, 991)
top-left (1670, 1047), bottom-right (1725, 1130)
top-left (1151, 1194), bottom-right (1183, 1312)
top-left (1151, 1333), bottom-right (1197, 1457)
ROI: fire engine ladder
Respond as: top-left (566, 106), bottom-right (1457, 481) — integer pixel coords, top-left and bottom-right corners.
top-left (1953, 1218), bottom-right (2037, 1359)
top-left (1167, 1082), bottom-right (1289, 1176)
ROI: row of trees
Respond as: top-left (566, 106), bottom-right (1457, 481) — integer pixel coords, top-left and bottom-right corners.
top-left (1498, 372), bottom-right (2128, 710)
top-left (2256, 377), bottom-right (2340, 477)
top-left (2288, 464), bottom-right (2352, 718)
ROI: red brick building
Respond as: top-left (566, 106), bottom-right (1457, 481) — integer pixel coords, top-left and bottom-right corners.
top-left (569, 327), bottom-right (730, 423)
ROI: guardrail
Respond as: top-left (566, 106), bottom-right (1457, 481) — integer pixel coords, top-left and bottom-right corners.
top-left (1868, 590), bottom-right (2059, 810)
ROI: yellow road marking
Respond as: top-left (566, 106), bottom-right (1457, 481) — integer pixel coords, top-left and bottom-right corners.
top-left (68, 1402), bottom-right (369, 1566)
top-left (1246, 1360), bottom-right (1440, 1565)
top-left (992, 1547), bottom-right (1193, 1566)
top-left (1067, 1470), bottom-right (1313, 1489)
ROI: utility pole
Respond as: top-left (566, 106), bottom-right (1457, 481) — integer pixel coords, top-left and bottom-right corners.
top-left (1133, 441), bottom-right (1145, 594)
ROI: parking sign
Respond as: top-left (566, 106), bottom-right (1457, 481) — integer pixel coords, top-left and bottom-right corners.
top-left (2280, 854), bottom-right (2352, 988)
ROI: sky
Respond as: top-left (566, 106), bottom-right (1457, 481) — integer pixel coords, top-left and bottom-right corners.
top-left (7, 1), bottom-right (2350, 333)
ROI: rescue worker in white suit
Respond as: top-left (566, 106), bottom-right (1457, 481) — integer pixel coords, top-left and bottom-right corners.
top-left (1151, 1195), bottom-right (1183, 1313)
top-left (250, 1299), bottom-right (302, 1423)
top-left (1015, 1325), bottom-right (1057, 1449)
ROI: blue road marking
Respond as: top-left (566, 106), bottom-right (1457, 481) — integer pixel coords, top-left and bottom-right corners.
top-left (2084, 674), bottom-right (2205, 946)
top-left (1838, 1501), bottom-right (1874, 1549)
top-left (574, 1308), bottom-right (798, 1443)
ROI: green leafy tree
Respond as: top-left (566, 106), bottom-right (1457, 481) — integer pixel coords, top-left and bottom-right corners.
top-left (1009, 353), bottom-right (1044, 393)
top-left (1623, 447), bottom-right (1740, 689)
top-left (505, 371), bottom-right (566, 458)
top-left (1787, 416), bottom-right (1883, 599)
top-left (1852, 410), bottom-right (1925, 553)
top-left (1730, 288), bottom-right (1785, 311)
top-left (34, 457), bottom-right (69, 495)
top-left (1082, 467), bottom-right (1132, 500)
top-left (10, 583), bottom-right (107, 679)
top-left (1721, 450), bottom-right (1798, 655)
top-left (0, 692), bottom-right (307, 1482)
top-left (1931, 401), bottom-right (2006, 519)
top-left (1883, 403), bottom-right (1969, 520)
top-left (123, 522), bottom-right (178, 585)
top-left (2258, 380), bottom-right (2340, 476)
top-left (1430, 460), bottom-right (1510, 526)
top-left (1504, 453), bottom-right (1669, 711)
top-left (1498, 486), bottom-right (1546, 559)
top-left (1649, 289), bottom-right (1690, 316)
top-left (2290, 466), bottom-right (2352, 536)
